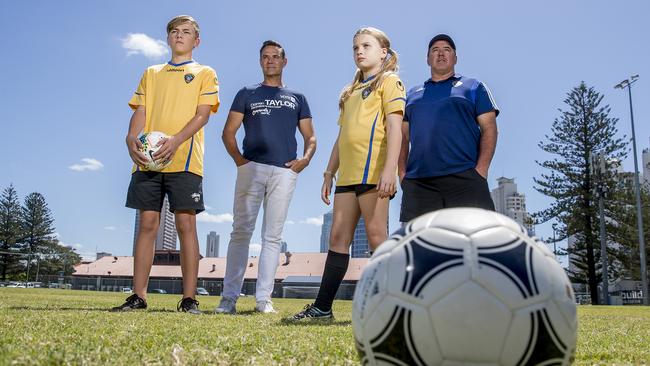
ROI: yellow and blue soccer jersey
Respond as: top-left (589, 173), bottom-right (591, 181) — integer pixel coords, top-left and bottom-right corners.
top-left (337, 73), bottom-right (406, 186)
top-left (128, 60), bottom-right (220, 176)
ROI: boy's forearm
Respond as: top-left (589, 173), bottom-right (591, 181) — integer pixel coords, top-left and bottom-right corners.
top-left (126, 108), bottom-right (146, 138)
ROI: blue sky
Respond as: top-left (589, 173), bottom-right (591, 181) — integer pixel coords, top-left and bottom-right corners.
top-left (1, 1), bottom-right (649, 261)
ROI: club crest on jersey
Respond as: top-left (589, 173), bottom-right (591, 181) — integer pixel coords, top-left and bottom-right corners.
top-left (362, 87), bottom-right (373, 99)
top-left (184, 73), bottom-right (195, 84)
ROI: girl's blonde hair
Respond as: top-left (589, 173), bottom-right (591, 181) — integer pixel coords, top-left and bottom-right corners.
top-left (339, 27), bottom-right (398, 110)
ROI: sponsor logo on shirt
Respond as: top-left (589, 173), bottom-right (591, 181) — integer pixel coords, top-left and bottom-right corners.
top-left (250, 97), bottom-right (297, 116)
top-left (280, 94), bottom-right (297, 104)
top-left (453, 80), bottom-right (463, 88)
top-left (167, 68), bottom-right (184, 72)
top-left (191, 193), bottom-right (201, 202)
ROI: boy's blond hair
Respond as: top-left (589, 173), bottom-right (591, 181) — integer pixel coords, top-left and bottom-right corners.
top-left (167, 15), bottom-right (200, 37)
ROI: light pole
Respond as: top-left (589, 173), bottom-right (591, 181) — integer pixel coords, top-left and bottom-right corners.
top-left (551, 222), bottom-right (558, 258)
top-left (615, 74), bottom-right (648, 305)
top-left (590, 152), bottom-right (609, 305)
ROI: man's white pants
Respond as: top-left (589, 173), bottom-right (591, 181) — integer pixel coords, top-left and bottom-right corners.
top-left (222, 161), bottom-right (297, 302)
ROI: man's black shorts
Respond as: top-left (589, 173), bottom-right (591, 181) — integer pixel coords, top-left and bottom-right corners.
top-left (126, 171), bottom-right (204, 213)
top-left (399, 168), bottom-right (495, 222)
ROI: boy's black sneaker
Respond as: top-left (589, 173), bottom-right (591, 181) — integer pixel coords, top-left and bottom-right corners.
top-left (110, 294), bottom-right (147, 312)
top-left (178, 297), bottom-right (201, 315)
top-left (287, 303), bottom-right (334, 322)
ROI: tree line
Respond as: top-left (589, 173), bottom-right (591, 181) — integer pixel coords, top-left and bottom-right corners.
top-left (535, 82), bottom-right (650, 305)
top-left (0, 185), bottom-right (81, 282)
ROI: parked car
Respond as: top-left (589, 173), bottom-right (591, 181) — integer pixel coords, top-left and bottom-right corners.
top-left (196, 287), bottom-right (209, 296)
top-left (121, 287), bottom-right (133, 293)
top-left (150, 288), bottom-right (167, 294)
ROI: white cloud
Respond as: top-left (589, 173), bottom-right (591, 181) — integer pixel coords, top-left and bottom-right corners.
top-left (56, 236), bottom-right (94, 261)
top-left (121, 33), bottom-right (169, 59)
top-left (204, 205), bottom-right (213, 210)
top-left (69, 158), bottom-right (104, 172)
top-left (197, 212), bottom-right (234, 223)
top-left (104, 226), bottom-right (117, 231)
top-left (58, 239), bottom-right (83, 249)
top-left (286, 220), bottom-right (295, 225)
top-left (301, 217), bottom-right (323, 226)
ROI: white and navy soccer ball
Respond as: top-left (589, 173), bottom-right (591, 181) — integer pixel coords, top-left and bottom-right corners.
top-left (352, 208), bottom-right (577, 366)
top-left (139, 131), bottom-right (171, 171)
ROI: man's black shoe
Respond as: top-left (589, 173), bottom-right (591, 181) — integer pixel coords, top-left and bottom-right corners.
top-left (178, 297), bottom-right (201, 315)
top-left (110, 294), bottom-right (147, 312)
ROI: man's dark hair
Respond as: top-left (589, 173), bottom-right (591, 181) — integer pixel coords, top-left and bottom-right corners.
top-left (259, 40), bottom-right (286, 58)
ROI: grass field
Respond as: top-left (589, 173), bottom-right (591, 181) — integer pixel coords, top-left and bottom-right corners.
top-left (0, 289), bottom-right (648, 365)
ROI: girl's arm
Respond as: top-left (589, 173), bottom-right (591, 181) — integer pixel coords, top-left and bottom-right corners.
top-left (378, 112), bottom-right (403, 198)
top-left (322, 129), bottom-right (341, 205)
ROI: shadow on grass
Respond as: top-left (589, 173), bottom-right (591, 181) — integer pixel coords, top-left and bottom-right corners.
top-left (204, 309), bottom-right (260, 316)
top-left (278, 318), bottom-right (351, 327)
top-left (9, 306), bottom-right (178, 313)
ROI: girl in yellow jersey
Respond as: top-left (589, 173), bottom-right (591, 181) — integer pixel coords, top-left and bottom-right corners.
top-left (290, 27), bottom-right (405, 321)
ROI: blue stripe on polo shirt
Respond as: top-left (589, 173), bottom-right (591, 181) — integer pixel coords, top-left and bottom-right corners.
top-left (184, 136), bottom-right (194, 171)
top-left (361, 112), bottom-right (379, 184)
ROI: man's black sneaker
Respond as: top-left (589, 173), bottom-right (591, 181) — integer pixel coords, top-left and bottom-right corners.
top-left (110, 294), bottom-right (147, 312)
top-left (287, 303), bottom-right (334, 321)
top-left (178, 297), bottom-right (201, 315)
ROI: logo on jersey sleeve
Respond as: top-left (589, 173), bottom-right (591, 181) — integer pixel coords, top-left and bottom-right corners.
top-left (396, 80), bottom-right (405, 91)
top-left (184, 73), bottom-right (195, 84)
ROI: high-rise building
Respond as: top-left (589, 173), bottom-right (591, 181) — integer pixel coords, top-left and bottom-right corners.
top-left (490, 177), bottom-right (535, 236)
top-left (351, 217), bottom-right (370, 258)
top-left (320, 211), bottom-right (333, 253)
top-left (280, 241), bottom-right (288, 253)
top-left (132, 196), bottom-right (177, 255)
top-left (320, 210), bottom-right (376, 258)
top-left (206, 231), bottom-right (219, 258)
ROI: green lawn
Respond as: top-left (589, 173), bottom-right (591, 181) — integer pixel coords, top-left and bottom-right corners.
top-left (0, 289), bottom-right (648, 365)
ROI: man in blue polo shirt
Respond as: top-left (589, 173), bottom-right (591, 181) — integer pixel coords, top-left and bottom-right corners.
top-left (216, 40), bottom-right (316, 314)
top-left (398, 34), bottom-right (498, 223)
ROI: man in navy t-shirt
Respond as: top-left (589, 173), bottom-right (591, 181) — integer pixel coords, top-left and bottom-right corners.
top-left (216, 40), bottom-right (316, 314)
top-left (398, 34), bottom-right (498, 223)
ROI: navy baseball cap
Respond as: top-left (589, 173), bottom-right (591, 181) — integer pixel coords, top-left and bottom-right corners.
top-left (428, 34), bottom-right (456, 51)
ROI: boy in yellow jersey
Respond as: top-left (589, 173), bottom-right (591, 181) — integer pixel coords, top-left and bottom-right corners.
top-left (111, 15), bottom-right (220, 314)
top-left (289, 27), bottom-right (404, 321)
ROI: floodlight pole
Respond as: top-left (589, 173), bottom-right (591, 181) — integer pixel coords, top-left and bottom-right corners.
top-left (590, 152), bottom-right (610, 305)
top-left (615, 75), bottom-right (648, 305)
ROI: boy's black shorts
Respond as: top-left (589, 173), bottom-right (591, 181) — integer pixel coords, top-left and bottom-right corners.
top-left (126, 171), bottom-right (204, 213)
top-left (399, 168), bottom-right (495, 222)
